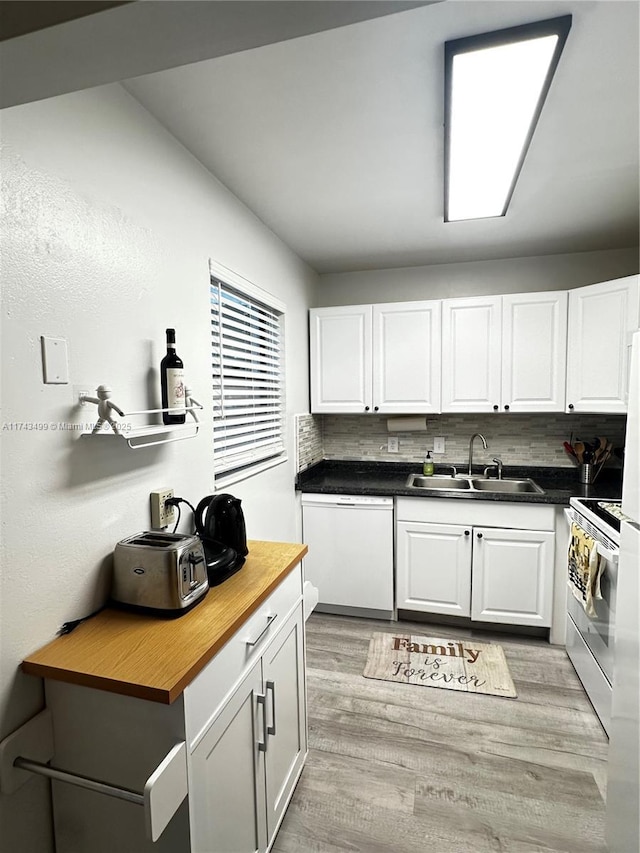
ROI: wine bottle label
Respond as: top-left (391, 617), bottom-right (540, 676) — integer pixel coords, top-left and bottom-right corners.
top-left (166, 368), bottom-right (186, 414)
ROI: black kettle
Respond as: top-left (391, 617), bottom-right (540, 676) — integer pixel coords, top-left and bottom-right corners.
top-left (194, 493), bottom-right (248, 586)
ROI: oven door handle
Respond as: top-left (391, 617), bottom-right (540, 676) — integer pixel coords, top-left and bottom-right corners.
top-left (596, 541), bottom-right (619, 563)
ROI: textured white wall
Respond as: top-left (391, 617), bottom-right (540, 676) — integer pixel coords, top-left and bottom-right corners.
top-left (315, 248), bottom-right (639, 306)
top-left (0, 83), bottom-right (317, 852)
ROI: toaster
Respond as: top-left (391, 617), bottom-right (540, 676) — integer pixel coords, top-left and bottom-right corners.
top-left (112, 531), bottom-right (208, 616)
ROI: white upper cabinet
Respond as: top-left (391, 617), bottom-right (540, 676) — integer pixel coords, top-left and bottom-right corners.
top-left (502, 291), bottom-right (568, 413)
top-left (310, 305), bottom-right (372, 413)
top-left (372, 301), bottom-right (441, 413)
top-left (310, 276), bottom-right (638, 416)
top-left (441, 296), bottom-right (502, 412)
top-left (566, 275), bottom-right (640, 414)
top-left (310, 301), bottom-right (441, 414)
top-left (442, 292), bottom-right (568, 413)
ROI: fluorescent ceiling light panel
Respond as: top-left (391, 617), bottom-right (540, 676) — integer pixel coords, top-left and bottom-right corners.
top-left (444, 16), bottom-right (572, 222)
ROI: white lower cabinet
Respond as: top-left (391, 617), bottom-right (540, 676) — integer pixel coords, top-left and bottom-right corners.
top-left (470, 526), bottom-right (555, 626)
top-left (190, 660), bottom-right (266, 853)
top-left (396, 499), bottom-right (555, 628)
top-left (44, 566), bottom-right (306, 853)
top-left (189, 605), bottom-right (306, 853)
top-left (396, 521), bottom-right (472, 617)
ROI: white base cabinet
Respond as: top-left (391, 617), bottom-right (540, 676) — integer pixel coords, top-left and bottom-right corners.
top-left (396, 521), bottom-right (471, 617)
top-left (189, 605), bottom-right (306, 853)
top-left (470, 526), bottom-right (555, 626)
top-left (396, 499), bottom-right (555, 628)
top-left (44, 566), bottom-right (307, 853)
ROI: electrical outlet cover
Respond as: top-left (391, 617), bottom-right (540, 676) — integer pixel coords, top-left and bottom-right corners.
top-left (150, 489), bottom-right (175, 529)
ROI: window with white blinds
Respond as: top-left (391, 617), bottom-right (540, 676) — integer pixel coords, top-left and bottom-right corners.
top-left (210, 268), bottom-right (286, 481)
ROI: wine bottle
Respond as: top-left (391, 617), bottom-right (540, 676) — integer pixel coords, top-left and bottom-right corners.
top-left (160, 328), bottom-right (186, 425)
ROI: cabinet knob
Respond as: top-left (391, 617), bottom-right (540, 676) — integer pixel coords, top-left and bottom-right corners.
top-left (374, 406), bottom-right (379, 412)
top-left (568, 403), bottom-right (574, 411)
top-left (364, 406), bottom-right (370, 412)
top-left (504, 404), bottom-right (510, 411)
top-left (477, 532), bottom-right (483, 539)
top-left (464, 530), bottom-right (470, 536)
top-left (493, 404), bottom-right (499, 411)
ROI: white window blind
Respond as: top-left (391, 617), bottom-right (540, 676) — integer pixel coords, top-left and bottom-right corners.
top-left (210, 273), bottom-right (285, 479)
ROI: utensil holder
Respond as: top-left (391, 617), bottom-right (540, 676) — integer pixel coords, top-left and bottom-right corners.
top-left (579, 463), bottom-right (594, 484)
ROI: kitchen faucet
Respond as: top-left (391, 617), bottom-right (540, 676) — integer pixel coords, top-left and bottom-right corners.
top-left (484, 457), bottom-right (503, 479)
top-left (467, 433), bottom-right (488, 475)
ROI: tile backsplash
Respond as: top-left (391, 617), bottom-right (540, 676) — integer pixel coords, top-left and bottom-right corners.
top-left (294, 413), bottom-right (324, 472)
top-left (295, 412), bottom-right (626, 472)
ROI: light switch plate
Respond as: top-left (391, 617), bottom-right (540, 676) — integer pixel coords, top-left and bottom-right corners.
top-left (433, 436), bottom-right (445, 454)
top-left (41, 336), bottom-right (69, 384)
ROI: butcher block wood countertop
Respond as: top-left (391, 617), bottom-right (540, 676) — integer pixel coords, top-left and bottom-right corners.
top-left (22, 540), bottom-right (307, 705)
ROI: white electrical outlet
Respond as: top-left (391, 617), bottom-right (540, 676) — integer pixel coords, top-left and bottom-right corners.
top-left (433, 436), bottom-right (446, 454)
top-left (150, 488), bottom-right (175, 529)
top-left (387, 437), bottom-right (399, 453)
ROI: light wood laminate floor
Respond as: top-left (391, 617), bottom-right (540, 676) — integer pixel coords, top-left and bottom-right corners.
top-left (273, 613), bottom-right (608, 853)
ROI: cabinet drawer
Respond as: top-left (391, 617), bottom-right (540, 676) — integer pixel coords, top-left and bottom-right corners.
top-left (396, 497), bottom-right (555, 530)
top-left (184, 565), bottom-right (302, 750)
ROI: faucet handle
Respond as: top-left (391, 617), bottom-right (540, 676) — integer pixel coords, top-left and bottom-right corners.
top-left (492, 457), bottom-right (503, 479)
top-left (449, 465), bottom-right (458, 477)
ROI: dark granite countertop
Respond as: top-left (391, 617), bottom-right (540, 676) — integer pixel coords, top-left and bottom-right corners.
top-left (296, 460), bottom-right (623, 506)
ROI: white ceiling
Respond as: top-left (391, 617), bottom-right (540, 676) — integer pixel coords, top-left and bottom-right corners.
top-left (122, 1), bottom-right (639, 274)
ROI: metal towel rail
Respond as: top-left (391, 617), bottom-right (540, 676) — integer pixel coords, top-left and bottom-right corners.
top-left (0, 710), bottom-right (187, 842)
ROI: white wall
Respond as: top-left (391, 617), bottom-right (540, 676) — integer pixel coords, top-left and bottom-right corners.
top-left (316, 248), bottom-right (639, 306)
top-left (0, 83), bottom-right (317, 852)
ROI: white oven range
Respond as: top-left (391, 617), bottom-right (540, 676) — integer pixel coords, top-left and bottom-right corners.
top-left (565, 496), bottom-right (625, 736)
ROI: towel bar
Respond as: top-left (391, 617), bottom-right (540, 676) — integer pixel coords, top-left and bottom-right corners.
top-left (13, 756), bottom-right (144, 805)
top-left (0, 710), bottom-right (187, 842)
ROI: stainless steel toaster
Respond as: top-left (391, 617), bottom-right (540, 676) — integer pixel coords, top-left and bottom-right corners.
top-left (112, 531), bottom-right (208, 615)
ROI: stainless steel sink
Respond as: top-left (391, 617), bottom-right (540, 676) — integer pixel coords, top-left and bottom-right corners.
top-left (470, 478), bottom-right (544, 494)
top-left (405, 473), bottom-right (544, 495)
top-left (405, 474), bottom-right (470, 490)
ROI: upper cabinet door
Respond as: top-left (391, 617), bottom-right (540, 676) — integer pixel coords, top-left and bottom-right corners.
top-left (566, 275), bottom-right (640, 414)
top-left (441, 296), bottom-right (502, 412)
top-left (502, 291), bottom-right (568, 413)
top-left (310, 305), bottom-right (372, 413)
top-left (372, 301), bottom-right (441, 413)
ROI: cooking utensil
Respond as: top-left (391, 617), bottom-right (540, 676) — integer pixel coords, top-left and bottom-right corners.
top-left (563, 441), bottom-right (578, 464)
top-left (573, 441), bottom-right (585, 463)
top-left (592, 441), bottom-right (613, 483)
top-left (594, 436), bottom-right (608, 461)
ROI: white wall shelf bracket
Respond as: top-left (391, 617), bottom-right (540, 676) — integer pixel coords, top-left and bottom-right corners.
top-left (0, 711), bottom-right (187, 842)
top-left (77, 388), bottom-right (203, 450)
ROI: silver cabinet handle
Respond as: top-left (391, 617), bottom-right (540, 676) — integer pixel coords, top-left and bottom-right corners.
top-left (246, 614), bottom-right (277, 648)
top-left (266, 681), bottom-right (276, 737)
top-left (256, 692), bottom-right (268, 752)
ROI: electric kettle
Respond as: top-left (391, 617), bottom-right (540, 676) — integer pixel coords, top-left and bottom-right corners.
top-left (194, 493), bottom-right (248, 586)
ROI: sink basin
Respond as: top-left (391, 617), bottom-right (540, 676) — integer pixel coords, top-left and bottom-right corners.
top-left (470, 478), bottom-right (544, 494)
top-left (405, 473), bottom-right (544, 495)
top-left (405, 474), bottom-right (470, 490)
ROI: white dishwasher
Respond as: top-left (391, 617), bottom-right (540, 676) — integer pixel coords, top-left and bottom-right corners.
top-left (301, 493), bottom-right (394, 619)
